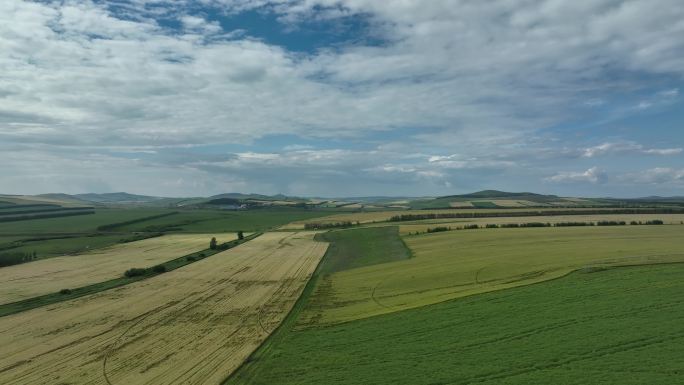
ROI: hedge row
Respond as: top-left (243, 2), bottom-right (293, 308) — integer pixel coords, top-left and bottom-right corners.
top-left (304, 221), bottom-right (360, 230)
top-left (415, 219), bottom-right (666, 234)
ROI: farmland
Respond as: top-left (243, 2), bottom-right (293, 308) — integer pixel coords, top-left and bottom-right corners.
top-left (298, 225), bottom-right (684, 326)
top-left (0, 233), bottom-right (237, 305)
top-left (0, 207), bottom-right (331, 264)
top-left (0, 207), bottom-right (330, 235)
top-left (228, 263), bottom-right (684, 385)
top-left (282, 207), bottom-right (678, 229)
top-left (0, 231), bottom-right (327, 385)
top-left (2, 194), bottom-right (684, 385)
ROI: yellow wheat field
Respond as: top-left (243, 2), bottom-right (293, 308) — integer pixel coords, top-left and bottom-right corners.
top-left (0, 233), bottom-right (238, 305)
top-left (0, 231), bottom-right (326, 385)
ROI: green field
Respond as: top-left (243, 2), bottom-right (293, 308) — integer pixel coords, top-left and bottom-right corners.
top-left (228, 263), bottom-right (684, 385)
top-left (314, 226), bottom-right (411, 274)
top-left (0, 208), bottom-right (170, 234)
top-left (1, 234), bottom-right (131, 258)
top-left (299, 225), bottom-right (684, 326)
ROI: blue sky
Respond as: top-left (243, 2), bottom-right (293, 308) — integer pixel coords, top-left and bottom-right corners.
top-left (1, 0), bottom-right (683, 197)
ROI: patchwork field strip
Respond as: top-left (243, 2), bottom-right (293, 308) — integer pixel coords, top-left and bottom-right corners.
top-left (299, 225), bottom-right (684, 326)
top-left (0, 231), bottom-right (326, 385)
top-left (0, 233), bottom-right (238, 305)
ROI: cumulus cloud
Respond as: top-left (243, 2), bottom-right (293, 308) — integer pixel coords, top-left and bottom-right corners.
top-left (547, 167), bottom-right (608, 184)
top-left (1, 0), bottom-right (683, 195)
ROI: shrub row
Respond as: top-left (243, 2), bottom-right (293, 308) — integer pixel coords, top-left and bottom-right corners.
top-left (426, 226), bottom-right (451, 233)
top-left (304, 221), bottom-right (360, 230)
top-left (411, 219), bottom-right (667, 235)
top-left (123, 264), bottom-right (166, 278)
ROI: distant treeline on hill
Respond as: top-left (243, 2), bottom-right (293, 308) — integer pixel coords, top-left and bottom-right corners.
top-left (390, 208), bottom-right (683, 222)
top-left (0, 206), bottom-right (89, 217)
top-left (96, 212), bottom-right (179, 231)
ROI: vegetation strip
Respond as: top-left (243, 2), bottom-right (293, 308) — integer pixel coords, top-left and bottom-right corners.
top-left (414, 219), bottom-right (666, 234)
top-left (0, 233), bottom-right (261, 317)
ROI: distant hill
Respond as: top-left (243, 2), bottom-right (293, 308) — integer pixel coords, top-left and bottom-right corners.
top-left (6, 190), bottom-right (684, 210)
top-left (73, 192), bottom-right (165, 203)
top-left (208, 193), bottom-right (304, 201)
top-left (410, 190), bottom-right (594, 209)
top-left (37, 193), bottom-right (92, 204)
top-left (439, 190), bottom-right (558, 200)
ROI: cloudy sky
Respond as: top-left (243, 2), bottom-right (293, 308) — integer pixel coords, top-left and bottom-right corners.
top-left (1, 0), bottom-right (683, 197)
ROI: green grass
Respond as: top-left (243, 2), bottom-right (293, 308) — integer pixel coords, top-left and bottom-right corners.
top-left (175, 209), bottom-right (332, 232)
top-left (0, 208), bottom-right (172, 234)
top-left (314, 226), bottom-right (411, 274)
top-left (228, 263), bottom-right (684, 385)
top-left (0, 233), bottom-right (261, 317)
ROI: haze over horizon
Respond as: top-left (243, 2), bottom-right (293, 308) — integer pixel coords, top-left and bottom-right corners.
top-left (2, 0), bottom-right (683, 197)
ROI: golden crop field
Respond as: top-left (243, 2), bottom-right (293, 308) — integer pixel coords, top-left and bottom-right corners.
top-left (0, 231), bottom-right (326, 385)
top-left (0, 233), bottom-right (238, 305)
top-left (299, 225), bottom-right (684, 327)
top-left (397, 214), bottom-right (684, 234)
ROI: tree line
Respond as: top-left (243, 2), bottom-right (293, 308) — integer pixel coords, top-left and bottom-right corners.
top-left (411, 219), bottom-right (666, 235)
top-left (390, 208), bottom-right (683, 222)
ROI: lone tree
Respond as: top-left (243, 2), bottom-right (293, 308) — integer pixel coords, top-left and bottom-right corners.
top-left (209, 237), bottom-right (217, 250)
top-left (237, 231), bottom-right (244, 240)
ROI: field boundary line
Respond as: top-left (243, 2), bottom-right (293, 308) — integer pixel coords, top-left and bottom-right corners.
top-left (221, 234), bottom-right (329, 385)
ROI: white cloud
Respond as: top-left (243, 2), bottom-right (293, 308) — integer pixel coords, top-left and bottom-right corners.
top-left (620, 168), bottom-right (684, 184)
top-left (547, 167), bottom-right (608, 184)
top-left (582, 142), bottom-right (682, 157)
